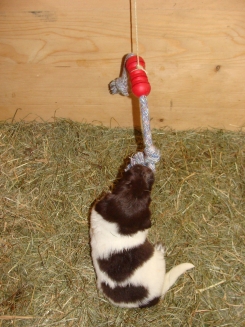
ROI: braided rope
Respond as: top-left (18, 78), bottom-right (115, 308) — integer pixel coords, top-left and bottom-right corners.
top-left (109, 54), bottom-right (160, 172)
top-left (109, 54), bottom-right (134, 96)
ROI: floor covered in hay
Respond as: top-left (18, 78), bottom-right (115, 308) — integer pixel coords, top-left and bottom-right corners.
top-left (0, 120), bottom-right (244, 327)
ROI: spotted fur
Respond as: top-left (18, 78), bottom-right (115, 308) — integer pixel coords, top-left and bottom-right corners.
top-left (90, 165), bottom-right (194, 308)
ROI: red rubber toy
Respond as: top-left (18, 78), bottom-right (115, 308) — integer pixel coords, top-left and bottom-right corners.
top-left (125, 55), bottom-right (151, 97)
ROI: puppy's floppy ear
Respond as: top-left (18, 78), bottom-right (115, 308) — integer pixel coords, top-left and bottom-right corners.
top-left (95, 192), bottom-right (113, 216)
top-left (140, 217), bottom-right (151, 230)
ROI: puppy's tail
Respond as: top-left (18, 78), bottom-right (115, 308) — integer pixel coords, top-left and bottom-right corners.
top-left (161, 263), bottom-right (194, 297)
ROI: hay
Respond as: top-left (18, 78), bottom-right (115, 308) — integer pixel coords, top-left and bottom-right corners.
top-left (0, 120), bottom-right (244, 327)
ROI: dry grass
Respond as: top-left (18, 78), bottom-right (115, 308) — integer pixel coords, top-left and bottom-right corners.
top-left (0, 120), bottom-right (244, 327)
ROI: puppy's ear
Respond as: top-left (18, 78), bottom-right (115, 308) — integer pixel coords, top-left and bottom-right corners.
top-left (140, 217), bottom-right (151, 230)
top-left (95, 193), bottom-right (113, 216)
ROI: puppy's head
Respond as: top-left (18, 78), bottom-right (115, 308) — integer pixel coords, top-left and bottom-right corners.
top-left (113, 164), bottom-right (154, 198)
top-left (95, 165), bottom-right (154, 235)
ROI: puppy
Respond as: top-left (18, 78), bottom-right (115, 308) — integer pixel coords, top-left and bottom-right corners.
top-left (90, 164), bottom-right (194, 308)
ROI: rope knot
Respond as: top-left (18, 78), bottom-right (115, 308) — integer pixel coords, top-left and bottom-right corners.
top-left (109, 77), bottom-right (129, 96)
top-left (145, 145), bottom-right (161, 164)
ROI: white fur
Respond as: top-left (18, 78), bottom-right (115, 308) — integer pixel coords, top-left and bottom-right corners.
top-left (90, 209), bottom-right (148, 258)
top-left (90, 208), bottom-right (194, 308)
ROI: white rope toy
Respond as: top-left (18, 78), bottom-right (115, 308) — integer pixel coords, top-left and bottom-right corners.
top-left (109, 53), bottom-right (160, 172)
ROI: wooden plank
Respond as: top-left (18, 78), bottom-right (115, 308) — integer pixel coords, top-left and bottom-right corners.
top-left (1, 9), bottom-right (244, 64)
top-left (1, 0), bottom-right (245, 11)
top-left (2, 104), bottom-right (244, 131)
top-left (0, 1), bottom-right (245, 130)
top-left (1, 63), bottom-right (244, 107)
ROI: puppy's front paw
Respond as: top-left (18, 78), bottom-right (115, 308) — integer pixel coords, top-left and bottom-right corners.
top-left (154, 242), bottom-right (165, 254)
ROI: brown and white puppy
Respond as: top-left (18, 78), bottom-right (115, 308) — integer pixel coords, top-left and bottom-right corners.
top-left (90, 164), bottom-right (194, 308)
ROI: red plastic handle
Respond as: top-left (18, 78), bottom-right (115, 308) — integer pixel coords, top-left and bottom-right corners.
top-left (125, 55), bottom-right (151, 97)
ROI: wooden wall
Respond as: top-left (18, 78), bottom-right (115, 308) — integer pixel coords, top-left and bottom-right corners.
top-left (0, 0), bottom-right (245, 130)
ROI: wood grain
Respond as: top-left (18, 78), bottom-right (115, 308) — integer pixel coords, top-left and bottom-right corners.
top-left (0, 0), bottom-right (245, 130)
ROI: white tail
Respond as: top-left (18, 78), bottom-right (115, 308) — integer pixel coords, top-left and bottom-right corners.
top-left (162, 263), bottom-right (194, 297)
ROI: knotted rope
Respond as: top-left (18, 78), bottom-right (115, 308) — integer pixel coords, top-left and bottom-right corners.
top-left (109, 53), bottom-right (160, 172)
top-left (109, 54), bottom-right (134, 97)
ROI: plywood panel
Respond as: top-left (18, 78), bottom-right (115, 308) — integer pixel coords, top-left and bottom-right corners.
top-left (0, 0), bottom-right (245, 130)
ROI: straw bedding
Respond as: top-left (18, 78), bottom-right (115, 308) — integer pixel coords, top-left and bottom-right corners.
top-left (0, 120), bottom-right (244, 326)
